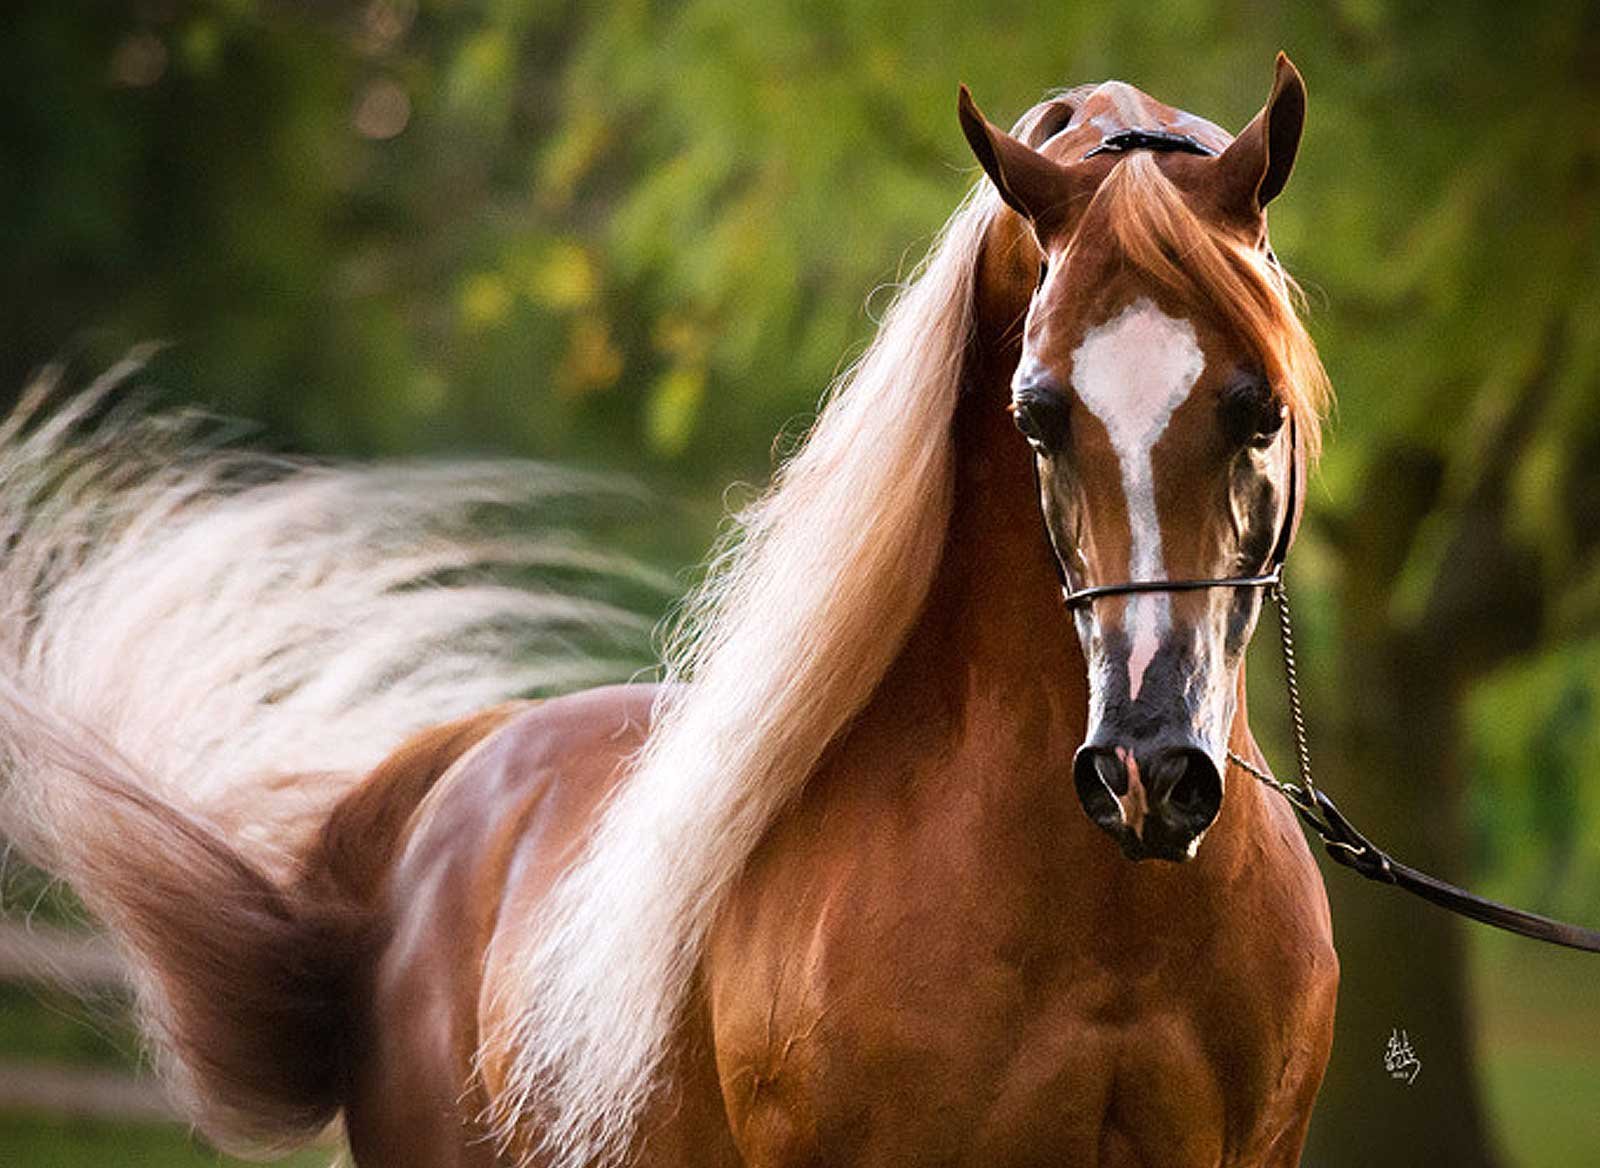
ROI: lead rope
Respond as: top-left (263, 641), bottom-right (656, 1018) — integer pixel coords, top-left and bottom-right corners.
top-left (1228, 581), bottom-right (1600, 951)
top-left (1228, 583), bottom-right (1368, 860)
top-left (1270, 581), bottom-right (1317, 803)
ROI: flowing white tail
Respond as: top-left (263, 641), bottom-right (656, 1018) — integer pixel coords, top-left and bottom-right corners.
top-left (0, 358), bottom-right (651, 1151)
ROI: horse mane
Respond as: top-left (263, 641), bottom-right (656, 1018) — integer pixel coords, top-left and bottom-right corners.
top-left (1096, 151), bottom-right (1332, 458)
top-left (483, 181), bottom-right (1004, 1165)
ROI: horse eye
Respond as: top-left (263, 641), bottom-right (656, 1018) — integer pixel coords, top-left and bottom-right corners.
top-left (1012, 390), bottom-right (1069, 451)
top-left (1219, 375), bottom-right (1283, 449)
top-left (1249, 402), bottom-right (1288, 449)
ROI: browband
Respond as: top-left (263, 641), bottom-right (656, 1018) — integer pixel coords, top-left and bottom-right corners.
top-left (1082, 128), bottom-right (1219, 161)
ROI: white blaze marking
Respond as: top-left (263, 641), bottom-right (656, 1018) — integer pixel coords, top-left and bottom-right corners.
top-left (1070, 298), bottom-right (1205, 700)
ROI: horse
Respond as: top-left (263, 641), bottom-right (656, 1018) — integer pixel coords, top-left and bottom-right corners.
top-left (0, 54), bottom-right (1337, 1167)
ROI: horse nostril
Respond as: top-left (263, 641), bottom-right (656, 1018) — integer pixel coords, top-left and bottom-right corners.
top-left (1073, 745), bottom-right (1130, 833)
top-left (1169, 765), bottom-right (1206, 813)
top-left (1149, 751), bottom-right (1190, 801)
top-left (1150, 747), bottom-right (1221, 825)
top-left (1095, 750), bottom-right (1128, 795)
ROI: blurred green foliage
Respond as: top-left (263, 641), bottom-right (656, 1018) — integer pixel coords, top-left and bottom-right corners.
top-left (0, 1114), bottom-right (333, 1168)
top-left (1, 0), bottom-right (1598, 1164)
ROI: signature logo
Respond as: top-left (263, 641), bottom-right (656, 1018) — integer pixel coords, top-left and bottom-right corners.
top-left (1383, 1028), bottom-right (1421, 1085)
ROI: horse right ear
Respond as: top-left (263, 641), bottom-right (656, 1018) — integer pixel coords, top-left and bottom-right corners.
top-left (1214, 53), bottom-right (1307, 215)
top-left (958, 86), bottom-right (1085, 237)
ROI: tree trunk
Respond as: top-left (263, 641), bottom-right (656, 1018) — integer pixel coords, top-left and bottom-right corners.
top-left (1302, 435), bottom-right (1546, 1168)
top-left (1302, 628), bottom-right (1501, 1167)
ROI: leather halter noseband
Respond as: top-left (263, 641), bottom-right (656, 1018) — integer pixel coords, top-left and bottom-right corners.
top-left (1056, 416), bottom-right (1298, 611)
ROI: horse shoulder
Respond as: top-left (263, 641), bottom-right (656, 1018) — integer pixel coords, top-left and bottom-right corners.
top-left (336, 685), bottom-right (660, 1165)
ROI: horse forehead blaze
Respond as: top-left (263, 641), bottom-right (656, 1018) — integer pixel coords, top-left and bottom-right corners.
top-left (1067, 298), bottom-right (1207, 701)
top-left (1069, 297), bottom-right (1205, 457)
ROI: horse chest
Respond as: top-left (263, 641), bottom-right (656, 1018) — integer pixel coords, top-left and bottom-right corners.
top-left (707, 781), bottom-right (1335, 1167)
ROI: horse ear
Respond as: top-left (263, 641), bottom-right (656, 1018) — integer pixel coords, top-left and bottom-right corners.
top-left (958, 85), bottom-right (1079, 233)
top-left (1215, 53), bottom-right (1307, 214)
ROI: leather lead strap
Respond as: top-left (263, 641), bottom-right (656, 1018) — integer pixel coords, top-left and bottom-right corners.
top-left (1231, 746), bottom-right (1600, 953)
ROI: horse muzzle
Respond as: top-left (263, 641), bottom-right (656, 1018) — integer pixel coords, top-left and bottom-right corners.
top-left (1072, 741), bottom-right (1222, 861)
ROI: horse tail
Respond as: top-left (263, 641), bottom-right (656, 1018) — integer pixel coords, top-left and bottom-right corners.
top-left (0, 359), bottom-right (651, 1152)
top-left (0, 683), bottom-right (370, 1146)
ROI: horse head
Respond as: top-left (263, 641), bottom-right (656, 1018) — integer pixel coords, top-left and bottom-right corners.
top-left (961, 55), bottom-right (1329, 862)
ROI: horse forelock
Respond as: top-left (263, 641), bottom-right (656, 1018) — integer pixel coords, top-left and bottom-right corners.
top-left (478, 183), bottom-right (1003, 1165)
top-left (1092, 151), bottom-right (1332, 460)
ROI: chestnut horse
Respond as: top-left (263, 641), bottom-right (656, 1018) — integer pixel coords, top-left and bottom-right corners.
top-left (0, 55), bottom-right (1336, 1167)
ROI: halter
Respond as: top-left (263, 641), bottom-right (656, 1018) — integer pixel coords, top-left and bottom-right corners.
top-left (1080, 128), bottom-right (1218, 161)
top-left (1045, 121), bottom-right (1295, 612)
top-left (1024, 161), bottom-right (1600, 949)
top-left (1033, 422), bottom-right (1600, 950)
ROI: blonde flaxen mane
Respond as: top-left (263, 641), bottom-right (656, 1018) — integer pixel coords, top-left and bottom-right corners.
top-left (482, 182), bottom-right (1004, 1165)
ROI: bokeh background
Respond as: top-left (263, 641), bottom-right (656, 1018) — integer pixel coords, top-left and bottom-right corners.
top-left (2, 1), bottom-right (1598, 1165)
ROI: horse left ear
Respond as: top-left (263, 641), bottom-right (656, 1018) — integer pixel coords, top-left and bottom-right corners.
top-left (1216, 53), bottom-right (1307, 214)
top-left (958, 85), bottom-right (1084, 237)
